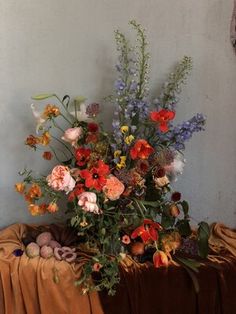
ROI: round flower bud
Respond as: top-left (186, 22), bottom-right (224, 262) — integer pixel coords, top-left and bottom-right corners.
top-left (169, 204), bottom-right (180, 217)
top-left (171, 192), bottom-right (181, 202)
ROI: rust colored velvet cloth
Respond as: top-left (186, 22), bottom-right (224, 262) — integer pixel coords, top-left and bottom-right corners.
top-left (0, 223), bottom-right (236, 314)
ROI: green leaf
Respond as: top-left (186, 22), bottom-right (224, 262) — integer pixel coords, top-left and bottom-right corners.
top-left (183, 266), bottom-right (200, 294)
top-left (181, 200), bottom-right (189, 216)
top-left (197, 221), bottom-right (210, 258)
top-left (161, 215), bottom-right (175, 228)
top-left (62, 158), bottom-right (72, 166)
top-left (31, 93), bottom-right (55, 100)
top-left (175, 256), bottom-right (201, 273)
top-left (175, 219), bottom-right (192, 237)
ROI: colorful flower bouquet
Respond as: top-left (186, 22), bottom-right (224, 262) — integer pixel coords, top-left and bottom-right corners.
top-left (16, 21), bottom-right (209, 295)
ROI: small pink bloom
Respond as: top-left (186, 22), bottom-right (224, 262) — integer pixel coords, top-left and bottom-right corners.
top-left (92, 262), bottom-right (102, 272)
top-left (122, 235), bottom-right (131, 245)
top-left (103, 175), bottom-right (125, 200)
top-left (47, 165), bottom-right (75, 193)
top-left (78, 192), bottom-right (100, 214)
top-left (61, 127), bottom-right (83, 147)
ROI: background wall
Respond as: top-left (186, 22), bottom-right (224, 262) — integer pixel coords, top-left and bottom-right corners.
top-left (0, 0), bottom-right (235, 228)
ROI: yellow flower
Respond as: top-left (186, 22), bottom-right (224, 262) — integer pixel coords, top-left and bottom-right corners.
top-left (121, 125), bottom-right (129, 134)
top-left (39, 131), bottom-right (51, 146)
top-left (125, 135), bottom-right (135, 145)
top-left (114, 150), bottom-right (121, 158)
top-left (116, 156), bottom-right (126, 169)
top-left (15, 182), bottom-right (25, 194)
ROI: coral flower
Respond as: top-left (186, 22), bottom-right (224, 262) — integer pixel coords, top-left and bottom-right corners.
top-left (121, 235), bottom-right (131, 245)
top-left (75, 148), bottom-right (91, 167)
top-left (103, 175), bottom-right (125, 200)
top-left (130, 140), bottom-right (154, 160)
top-left (153, 250), bottom-right (169, 268)
top-left (150, 109), bottom-right (175, 132)
top-left (26, 183), bottom-right (42, 200)
top-left (42, 151), bottom-right (53, 160)
top-left (15, 182), bottom-right (25, 194)
top-left (131, 219), bottom-right (162, 243)
top-left (80, 160), bottom-right (110, 191)
top-left (93, 262), bottom-right (103, 272)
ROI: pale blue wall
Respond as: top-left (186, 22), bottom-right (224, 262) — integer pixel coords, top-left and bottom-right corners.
top-left (0, 0), bottom-right (235, 228)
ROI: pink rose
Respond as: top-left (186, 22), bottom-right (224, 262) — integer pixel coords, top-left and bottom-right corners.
top-left (103, 175), bottom-right (125, 200)
top-left (61, 127), bottom-right (83, 147)
top-left (47, 165), bottom-right (75, 193)
top-left (78, 192), bottom-right (100, 214)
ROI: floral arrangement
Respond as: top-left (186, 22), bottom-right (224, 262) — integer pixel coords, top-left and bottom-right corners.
top-left (16, 21), bottom-right (209, 295)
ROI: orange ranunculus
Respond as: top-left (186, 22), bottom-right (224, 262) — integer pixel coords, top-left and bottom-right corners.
top-left (39, 131), bottom-right (51, 146)
top-left (150, 109), bottom-right (175, 132)
top-left (130, 140), bottom-right (154, 160)
top-left (43, 104), bottom-right (60, 118)
top-left (42, 151), bottom-right (53, 160)
top-left (15, 182), bottom-right (25, 194)
top-left (47, 202), bottom-right (59, 213)
top-left (153, 250), bottom-right (169, 268)
top-left (25, 135), bottom-right (40, 148)
top-left (25, 183), bottom-right (42, 202)
top-left (28, 203), bottom-right (47, 216)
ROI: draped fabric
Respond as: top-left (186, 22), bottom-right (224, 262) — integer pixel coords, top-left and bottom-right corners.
top-left (0, 223), bottom-right (236, 314)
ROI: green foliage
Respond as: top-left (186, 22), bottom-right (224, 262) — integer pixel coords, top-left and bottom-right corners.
top-left (197, 222), bottom-right (210, 258)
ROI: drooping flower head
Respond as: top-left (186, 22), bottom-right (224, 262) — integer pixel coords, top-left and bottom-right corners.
top-left (78, 192), bottom-right (100, 214)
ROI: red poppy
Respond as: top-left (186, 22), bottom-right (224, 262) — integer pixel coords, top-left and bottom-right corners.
top-left (130, 140), bottom-right (154, 160)
top-left (75, 148), bottom-right (91, 167)
top-left (150, 109), bottom-right (175, 132)
top-left (80, 160), bottom-right (110, 191)
top-left (131, 219), bottom-right (162, 243)
top-left (153, 250), bottom-right (168, 268)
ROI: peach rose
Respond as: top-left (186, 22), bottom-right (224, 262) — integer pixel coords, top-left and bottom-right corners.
top-left (102, 175), bottom-right (125, 200)
top-left (61, 127), bottom-right (83, 147)
top-left (78, 192), bottom-right (100, 214)
top-left (47, 165), bottom-right (75, 193)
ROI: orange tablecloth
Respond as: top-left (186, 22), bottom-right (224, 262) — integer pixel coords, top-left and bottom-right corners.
top-left (0, 223), bottom-right (236, 314)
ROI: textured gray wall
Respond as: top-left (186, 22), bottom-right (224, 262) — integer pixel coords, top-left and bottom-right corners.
top-left (0, 0), bottom-right (236, 228)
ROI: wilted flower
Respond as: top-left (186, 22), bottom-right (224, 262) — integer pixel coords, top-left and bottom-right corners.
top-left (43, 104), bottom-right (60, 118)
top-left (25, 135), bottom-right (40, 148)
top-left (39, 131), bottom-right (51, 146)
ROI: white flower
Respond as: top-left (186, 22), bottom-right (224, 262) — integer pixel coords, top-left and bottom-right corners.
top-left (164, 152), bottom-right (186, 181)
top-left (69, 103), bottom-right (91, 122)
top-left (31, 104), bottom-right (46, 133)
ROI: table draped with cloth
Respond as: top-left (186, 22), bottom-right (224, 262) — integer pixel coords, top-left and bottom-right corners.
top-left (0, 223), bottom-right (236, 314)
